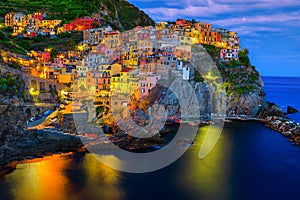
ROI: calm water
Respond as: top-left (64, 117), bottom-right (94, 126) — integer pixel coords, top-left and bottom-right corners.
top-left (262, 76), bottom-right (300, 121)
top-left (1, 76), bottom-right (300, 200)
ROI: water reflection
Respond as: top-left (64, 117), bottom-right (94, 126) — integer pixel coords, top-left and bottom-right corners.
top-left (7, 155), bottom-right (70, 200)
top-left (176, 126), bottom-right (233, 199)
top-left (80, 154), bottom-right (124, 200)
top-left (3, 122), bottom-right (300, 199)
top-left (3, 154), bottom-right (123, 200)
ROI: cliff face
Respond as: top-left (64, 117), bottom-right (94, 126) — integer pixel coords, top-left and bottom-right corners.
top-left (220, 65), bottom-right (266, 116)
top-left (0, 103), bottom-right (83, 168)
top-left (99, 0), bottom-right (155, 30)
top-left (151, 44), bottom-right (266, 118)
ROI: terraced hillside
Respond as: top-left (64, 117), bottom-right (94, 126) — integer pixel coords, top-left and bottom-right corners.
top-left (0, 0), bottom-right (155, 30)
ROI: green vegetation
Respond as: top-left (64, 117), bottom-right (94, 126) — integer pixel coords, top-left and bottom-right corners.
top-left (238, 48), bottom-right (251, 67)
top-left (0, 27), bottom-right (26, 54)
top-left (217, 49), bottom-right (262, 95)
top-left (115, 1), bottom-right (155, 30)
top-left (49, 46), bottom-right (58, 62)
top-left (0, 0), bottom-right (154, 30)
top-left (194, 69), bottom-right (204, 82)
top-left (0, 0), bottom-right (154, 54)
top-left (0, 26), bottom-right (83, 54)
top-left (202, 44), bottom-right (220, 61)
top-left (0, 73), bottom-right (26, 98)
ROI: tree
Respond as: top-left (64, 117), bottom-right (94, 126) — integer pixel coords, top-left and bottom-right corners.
top-left (241, 48), bottom-right (249, 55)
top-left (50, 47), bottom-right (58, 62)
top-left (238, 50), bottom-right (250, 67)
top-left (66, 39), bottom-right (76, 51)
top-left (34, 34), bottom-right (46, 43)
top-left (92, 21), bottom-right (101, 28)
top-left (12, 62), bottom-right (19, 69)
top-left (2, 26), bottom-right (13, 33)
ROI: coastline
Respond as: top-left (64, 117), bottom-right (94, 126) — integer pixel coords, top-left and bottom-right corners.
top-left (2, 114), bottom-right (299, 175)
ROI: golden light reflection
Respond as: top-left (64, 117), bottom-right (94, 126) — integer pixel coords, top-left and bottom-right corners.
top-left (81, 154), bottom-right (124, 200)
top-left (177, 126), bottom-right (232, 199)
top-left (7, 155), bottom-right (70, 200)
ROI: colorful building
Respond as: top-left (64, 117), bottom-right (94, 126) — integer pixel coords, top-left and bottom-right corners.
top-left (138, 72), bottom-right (161, 99)
top-left (220, 49), bottom-right (239, 61)
top-left (64, 17), bottom-right (101, 32)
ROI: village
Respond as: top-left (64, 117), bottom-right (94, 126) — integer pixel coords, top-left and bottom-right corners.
top-left (0, 12), bottom-right (241, 108)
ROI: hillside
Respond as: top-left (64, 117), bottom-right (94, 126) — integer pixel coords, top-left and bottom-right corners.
top-left (0, 0), bottom-right (155, 30)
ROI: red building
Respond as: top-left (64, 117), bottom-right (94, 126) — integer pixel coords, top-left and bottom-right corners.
top-left (176, 19), bottom-right (191, 27)
top-left (30, 32), bottom-right (37, 38)
top-left (41, 52), bottom-right (51, 62)
top-left (64, 17), bottom-right (101, 32)
top-left (176, 19), bottom-right (186, 25)
top-left (34, 12), bottom-right (44, 21)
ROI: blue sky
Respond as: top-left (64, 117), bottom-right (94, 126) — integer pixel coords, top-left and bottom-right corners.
top-left (128, 0), bottom-right (300, 77)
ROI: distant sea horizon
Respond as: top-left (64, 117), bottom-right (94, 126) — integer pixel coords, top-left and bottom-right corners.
top-left (262, 75), bottom-right (300, 78)
top-left (262, 76), bottom-right (300, 122)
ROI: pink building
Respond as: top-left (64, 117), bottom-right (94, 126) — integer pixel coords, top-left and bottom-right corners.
top-left (220, 49), bottom-right (239, 61)
top-left (138, 72), bottom-right (161, 99)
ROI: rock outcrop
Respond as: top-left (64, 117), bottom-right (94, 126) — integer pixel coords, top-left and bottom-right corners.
top-left (148, 44), bottom-right (266, 118)
top-left (0, 104), bottom-right (83, 171)
top-left (265, 116), bottom-right (300, 146)
top-left (287, 106), bottom-right (298, 114)
top-left (257, 102), bottom-right (286, 118)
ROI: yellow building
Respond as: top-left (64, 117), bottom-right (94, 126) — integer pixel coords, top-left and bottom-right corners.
top-left (177, 35), bottom-right (192, 52)
top-left (102, 31), bottom-right (121, 49)
top-left (111, 68), bottom-right (139, 96)
top-left (58, 74), bottom-right (72, 84)
top-left (40, 20), bottom-right (62, 29)
top-left (122, 42), bottom-right (138, 67)
top-left (95, 63), bottom-right (122, 97)
top-left (4, 13), bottom-right (15, 26)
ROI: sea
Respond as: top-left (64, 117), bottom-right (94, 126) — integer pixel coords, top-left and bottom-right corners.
top-left (0, 76), bottom-right (300, 200)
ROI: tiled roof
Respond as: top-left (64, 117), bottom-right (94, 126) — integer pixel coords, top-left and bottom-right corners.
top-left (121, 68), bottom-right (135, 72)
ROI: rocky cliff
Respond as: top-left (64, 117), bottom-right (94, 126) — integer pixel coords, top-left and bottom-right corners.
top-left (220, 65), bottom-right (266, 116)
top-left (150, 44), bottom-right (267, 118)
top-left (0, 103), bottom-right (83, 171)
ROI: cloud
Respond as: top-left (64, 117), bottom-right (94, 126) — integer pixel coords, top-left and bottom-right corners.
top-left (229, 26), bottom-right (282, 36)
top-left (210, 12), bottom-right (300, 27)
top-left (135, 0), bottom-right (300, 22)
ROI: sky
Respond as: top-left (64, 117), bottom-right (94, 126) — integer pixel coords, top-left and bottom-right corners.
top-left (128, 0), bottom-right (300, 77)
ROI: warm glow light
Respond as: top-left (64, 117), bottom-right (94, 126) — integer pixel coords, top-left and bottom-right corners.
top-left (10, 155), bottom-right (70, 199)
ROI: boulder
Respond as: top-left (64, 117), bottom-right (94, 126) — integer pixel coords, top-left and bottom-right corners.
top-left (287, 106), bottom-right (298, 114)
top-left (258, 102), bottom-right (286, 118)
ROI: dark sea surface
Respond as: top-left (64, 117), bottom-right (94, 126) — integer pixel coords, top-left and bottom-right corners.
top-left (262, 76), bottom-right (300, 122)
top-left (1, 76), bottom-right (300, 200)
